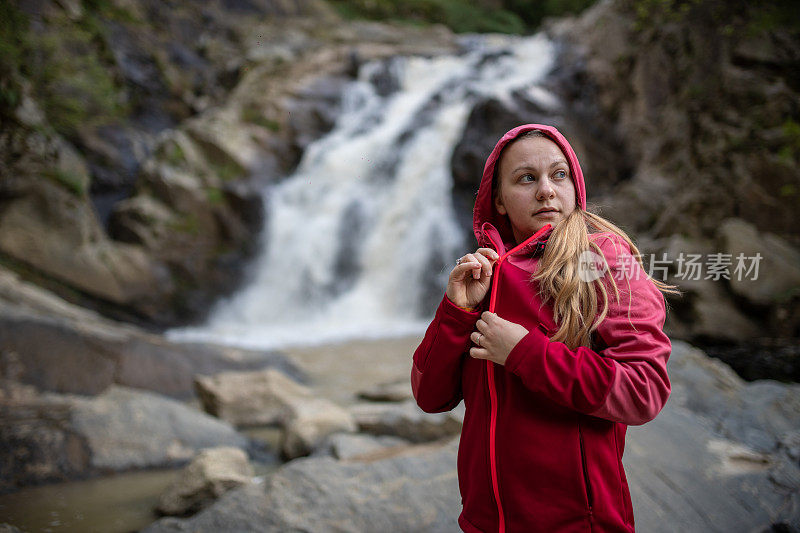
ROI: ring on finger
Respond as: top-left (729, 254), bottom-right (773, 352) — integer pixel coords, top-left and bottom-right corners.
top-left (477, 333), bottom-right (483, 347)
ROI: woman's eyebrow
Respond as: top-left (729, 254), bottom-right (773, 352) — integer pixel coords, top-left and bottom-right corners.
top-left (510, 159), bottom-right (569, 174)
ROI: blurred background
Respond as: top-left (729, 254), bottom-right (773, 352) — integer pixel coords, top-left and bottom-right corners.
top-left (1, 0), bottom-right (798, 531)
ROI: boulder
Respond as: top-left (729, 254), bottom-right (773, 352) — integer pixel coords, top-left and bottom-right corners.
top-left (69, 385), bottom-right (248, 472)
top-left (141, 436), bottom-right (462, 533)
top-left (717, 218), bottom-right (800, 307)
top-left (668, 339), bottom-right (800, 453)
top-left (356, 378), bottom-right (413, 402)
top-left (0, 177), bottom-right (168, 312)
top-left (349, 399), bottom-right (464, 443)
top-left (280, 398), bottom-right (358, 460)
top-left (310, 432), bottom-right (411, 461)
top-left (194, 368), bottom-right (357, 458)
top-left (156, 447), bottom-right (255, 517)
top-left (193, 368), bottom-right (313, 427)
top-left (0, 273), bottom-right (302, 399)
top-left (657, 234), bottom-right (761, 342)
top-left (0, 384), bottom-right (249, 492)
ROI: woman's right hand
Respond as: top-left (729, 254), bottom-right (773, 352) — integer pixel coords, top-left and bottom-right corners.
top-left (446, 248), bottom-right (500, 310)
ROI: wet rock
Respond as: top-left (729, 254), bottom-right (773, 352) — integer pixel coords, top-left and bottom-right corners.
top-left (0, 384), bottom-right (249, 492)
top-left (194, 368), bottom-right (356, 459)
top-left (70, 385), bottom-right (248, 471)
top-left (0, 392), bottom-right (91, 493)
top-left (141, 436), bottom-right (462, 533)
top-left (349, 399), bottom-right (464, 443)
top-left (657, 234), bottom-right (761, 342)
top-left (156, 446), bottom-right (254, 517)
top-left (280, 397), bottom-right (358, 460)
top-left (310, 432), bottom-right (411, 460)
top-left (668, 340), bottom-right (800, 453)
top-left (0, 273), bottom-right (302, 399)
top-left (0, 146), bottom-right (167, 316)
top-left (194, 368), bottom-right (313, 427)
top-left (356, 378), bottom-right (413, 402)
top-left (717, 218), bottom-right (800, 307)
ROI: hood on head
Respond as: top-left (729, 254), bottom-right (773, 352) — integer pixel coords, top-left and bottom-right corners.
top-left (472, 124), bottom-right (587, 248)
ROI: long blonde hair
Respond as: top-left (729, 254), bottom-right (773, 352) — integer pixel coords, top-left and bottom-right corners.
top-left (493, 130), bottom-right (681, 350)
top-left (533, 209), bottom-right (681, 350)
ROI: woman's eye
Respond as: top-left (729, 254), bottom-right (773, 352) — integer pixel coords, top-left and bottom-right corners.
top-left (520, 174), bottom-right (535, 182)
top-left (554, 170), bottom-right (567, 179)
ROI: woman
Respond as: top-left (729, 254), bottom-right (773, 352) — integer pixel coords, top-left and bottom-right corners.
top-left (411, 124), bottom-right (679, 532)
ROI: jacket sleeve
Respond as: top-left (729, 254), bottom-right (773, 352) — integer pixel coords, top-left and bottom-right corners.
top-left (411, 294), bottom-right (481, 413)
top-left (504, 233), bottom-right (672, 426)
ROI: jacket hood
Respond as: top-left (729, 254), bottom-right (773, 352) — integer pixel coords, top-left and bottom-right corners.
top-left (473, 124), bottom-right (587, 250)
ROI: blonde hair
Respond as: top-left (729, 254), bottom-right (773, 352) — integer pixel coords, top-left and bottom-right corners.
top-left (533, 209), bottom-right (680, 350)
top-left (494, 130), bottom-right (681, 350)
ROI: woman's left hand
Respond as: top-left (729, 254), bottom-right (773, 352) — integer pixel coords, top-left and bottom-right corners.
top-left (470, 312), bottom-right (529, 365)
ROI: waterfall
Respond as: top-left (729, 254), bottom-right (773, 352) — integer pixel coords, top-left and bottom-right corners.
top-left (166, 33), bottom-right (557, 350)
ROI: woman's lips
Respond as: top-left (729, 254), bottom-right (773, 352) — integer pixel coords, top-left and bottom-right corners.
top-left (534, 209), bottom-right (558, 216)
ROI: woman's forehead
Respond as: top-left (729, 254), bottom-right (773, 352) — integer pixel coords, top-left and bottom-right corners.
top-left (499, 137), bottom-right (567, 170)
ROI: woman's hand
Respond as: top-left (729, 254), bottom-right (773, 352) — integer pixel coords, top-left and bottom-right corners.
top-left (446, 248), bottom-right (500, 310)
top-left (470, 312), bottom-right (529, 366)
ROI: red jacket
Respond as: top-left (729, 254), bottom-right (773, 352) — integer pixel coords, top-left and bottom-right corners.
top-left (411, 124), bottom-right (671, 532)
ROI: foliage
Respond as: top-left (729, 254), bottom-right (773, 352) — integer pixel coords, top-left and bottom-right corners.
top-left (241, 106), bottom-right (282, 131)
top-left (43, 168), bottom-right (87, 196)
top-left (0, 1), bottom-right (134, 137)
top-left (328, 0), bottom-right (598, 34)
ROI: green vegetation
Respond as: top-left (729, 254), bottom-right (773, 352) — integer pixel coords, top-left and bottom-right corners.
top-left (160, 141), bottom-right (187, 167)
top-left (629, 0), bottom-right (800, 33)
top-left (206, 186), bottom-right (225, 205)
top-left (778, 119), bottom-right (800, 165)
top-left (26, 12), bottom-right (130, 137)
top-left (0, 1), bottom-right (133, 137)
top-left (0, 2), bottom-right (29, 119)
top-left (168, 212), bottom-right (200, 236)
top-left (241, 106), bottom-right (282, 131)
top-left (43, 168), bottom-right (88, 196)
top-left (328, 0), bottom-right (597, 34)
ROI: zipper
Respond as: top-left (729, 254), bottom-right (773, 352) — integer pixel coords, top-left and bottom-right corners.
top-left (483, 223), bottom-right (552, 533)
top-left (578, 423), bottom-right (595, 517)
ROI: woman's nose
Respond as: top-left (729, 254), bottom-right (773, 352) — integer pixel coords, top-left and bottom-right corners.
top-left (536, 178), bottom-right (555, 200)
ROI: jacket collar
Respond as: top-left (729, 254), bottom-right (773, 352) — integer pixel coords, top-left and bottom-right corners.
top-left (479, 221), bottom-right (553, 258)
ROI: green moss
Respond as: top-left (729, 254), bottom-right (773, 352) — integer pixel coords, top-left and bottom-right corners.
top-left (779, 183), bottom-right (797, 197)
top-left (213, 160), bottom-right (245, 182)
top-left (43, 168), bottom-right (87, 196)
top-left (241, 106), bottom-right (281, 131)
top-left (160, 141), bottom-right (187, 167)
top-left (168, 213), bottom-right (200, 236)
top-left (778, 118), bottom-right (800, 163)
top-left (22, 12), bottom-right (130, 137)
top-left (206, 187), bottom-right (225, 205)
top-left (328, 0), bottom-right (541, 34)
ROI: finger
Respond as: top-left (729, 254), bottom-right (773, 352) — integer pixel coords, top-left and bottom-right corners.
top-left (476, 247), bottom-right (500, 263)
top-left (470, 331), bottom-right (480, 345)
top-left (475, 319), bottom-right (487, 333)
top-left (472, 252), bottom-right (493, 277)
top-left (452, 260), bottom-right (480, 277)
top-left (469, 346), bottom-right (489, 359)
top-left (464, 254), bottom-right (482, 279)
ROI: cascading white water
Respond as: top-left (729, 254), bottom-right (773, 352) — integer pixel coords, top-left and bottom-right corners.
top-left (166, 33), bottom-right (558, 350)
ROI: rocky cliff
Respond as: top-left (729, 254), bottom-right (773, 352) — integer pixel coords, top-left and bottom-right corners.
top-left (0, 0), bottom-right (457, 327)
top-left (1, 1), bottom-right (798, 358)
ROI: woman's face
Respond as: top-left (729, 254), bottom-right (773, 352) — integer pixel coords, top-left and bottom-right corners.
top-left (494, 136), bottom-right (577, 244)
